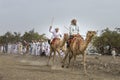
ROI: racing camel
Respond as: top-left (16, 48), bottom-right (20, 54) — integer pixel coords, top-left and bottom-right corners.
top-left (47, 34), bottom-right (68, 65)
top-left (62, 31), bottom-right (96, 74)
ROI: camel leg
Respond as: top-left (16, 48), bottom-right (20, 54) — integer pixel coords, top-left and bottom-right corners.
top-left (52, 50), bottom-right (56, 65)
top-left (71, 55), bottom-right (76, 70)
top-left (56, 49), bottom-right (62, 61)
top-left (62, 49), bottom-right (69, 62)
top-left (47, 47), bottom-right (53, 65)
top-left (61, 49), bottom-right (69, 68)
top-left (83, 53), bottom-right (87, 74)
top-left (66, 52), bottom-right (73, 68)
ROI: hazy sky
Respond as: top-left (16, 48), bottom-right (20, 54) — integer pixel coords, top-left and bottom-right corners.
top-left (0, 0), bottom-right (120, 38)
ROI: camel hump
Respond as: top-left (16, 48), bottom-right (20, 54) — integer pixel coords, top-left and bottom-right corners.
top-left (64, 33), bottom-right (68, 35)
top-left (64, 33), bottom-right (69, 37)
top-left (74, 34), bottom-right (84, 41)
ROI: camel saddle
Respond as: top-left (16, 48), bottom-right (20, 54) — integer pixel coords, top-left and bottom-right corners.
top-left (71, 34), bottom-right (82, 42)
top-left (67, 34), bottom-right (83, 47)
top-left (51, 38), bottom-right (60, 44)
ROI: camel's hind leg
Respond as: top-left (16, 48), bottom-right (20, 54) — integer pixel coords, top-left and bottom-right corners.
top-left (71, 55), bottom-right (76, 70)
top-left (61, 50), bottom-right (69, 68)
top-left (66, 52), bottom-right (73, 68)
top-left (47, 47), bottom-right (53, 65)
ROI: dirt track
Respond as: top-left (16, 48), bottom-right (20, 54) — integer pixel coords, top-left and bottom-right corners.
top-left (0, 53), bottom-right (120, 80)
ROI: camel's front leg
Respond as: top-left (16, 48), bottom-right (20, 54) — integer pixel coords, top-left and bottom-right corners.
top-left (56, 49), bottom-right (62, 61)
top-left (52, 50), bottom-right (56, 65)
top-left (82, 52), bottom-right (87, 74)
top-left (61, 49), bottom-right (69, 68)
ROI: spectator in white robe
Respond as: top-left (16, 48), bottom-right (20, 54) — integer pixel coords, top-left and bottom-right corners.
top-left (29, 40), bottom-right (33, 55)
top-left (31, 40), bottom-right (35, 55)
top-left (0, 45), bottom-right (3, 53)
top-left (42, 42), bottom-right (45, 53)
top-left (34, 41), bottom-right (37, 55)
top-left (36, 41), bottom-right (40, 56)
top-left (12, 43), bottom-right (16, 54)
top-left (10, 44), bottom-right (14, 54)
top-left (19, 43), bottom-right (23, 55)
top-left (45, 45), bottom-right (50, 56)
top-left (7, 43), bottom-right (12, 54)
top-left (14, 43), bottom-right (18, 54)
top-left (111, 48), bottom-right (116, 59)
top-left (17, 42), bottom-right (21, 54)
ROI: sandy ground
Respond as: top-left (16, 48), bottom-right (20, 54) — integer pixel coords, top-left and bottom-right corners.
top-left (0, 52), bottom-right (120, 80)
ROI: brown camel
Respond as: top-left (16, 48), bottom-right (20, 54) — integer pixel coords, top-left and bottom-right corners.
top-left (47, 34), bottom-right (68, 65)
top-left (62, 31), bottom-right (96, 74)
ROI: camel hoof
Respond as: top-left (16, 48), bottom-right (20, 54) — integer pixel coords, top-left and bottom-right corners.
top-left (61, 65), bottom-right (64, 68)
top-left (66, 66), bottom-right (69, 68)
top-left (61, 61), bottom-right (64, 63)
top-left (46, 63), bottom-right (50, 66)
top-left (46, 64), bottom-right (49, 66)
top-left (84, 72), bottom-right (89, 76)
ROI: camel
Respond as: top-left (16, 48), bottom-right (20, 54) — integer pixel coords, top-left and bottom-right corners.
top-left (47, 34), bottom-right (68, 65)
top-left (61, 31), bottom-right (96, 74)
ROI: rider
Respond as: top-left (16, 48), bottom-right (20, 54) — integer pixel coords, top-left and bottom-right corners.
top-left (67, 19), bottom-right (80, 47)
top-left (48, 26), bottom-right (62, 44)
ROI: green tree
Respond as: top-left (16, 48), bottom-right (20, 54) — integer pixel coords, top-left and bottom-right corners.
top-left (0, 36), bottom-right (6, 45)
top-left (4, 31), bottom-right (14, 43)
top-left (0, 29), bottom-right (47, 44)
top-left (22, 29), bottom-right (40, 42)
top-left (93, 28), bottom-right (120, 55)
top-left (13, 32), bottom-right (21, 42)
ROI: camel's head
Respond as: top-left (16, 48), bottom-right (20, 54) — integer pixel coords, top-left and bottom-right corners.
top-left (86, 31), bottom-right (96, 38)
top-left (63, 33), bottom-right (69, 41)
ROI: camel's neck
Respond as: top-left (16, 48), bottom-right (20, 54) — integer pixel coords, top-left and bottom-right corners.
top-left (60, 38), bottom-right (66, 47)
top-left (82, 36), bottom-right (93, 51)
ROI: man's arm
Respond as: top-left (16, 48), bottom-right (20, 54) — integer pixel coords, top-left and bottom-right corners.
top-left (69, 25), bottom-right (72, 35)
top-left (49, 26), bottom-right (53, 33)
top-left (59, 32), bottom-right (62, 37)
top-left (77, 26), bottom-right (79, 34)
